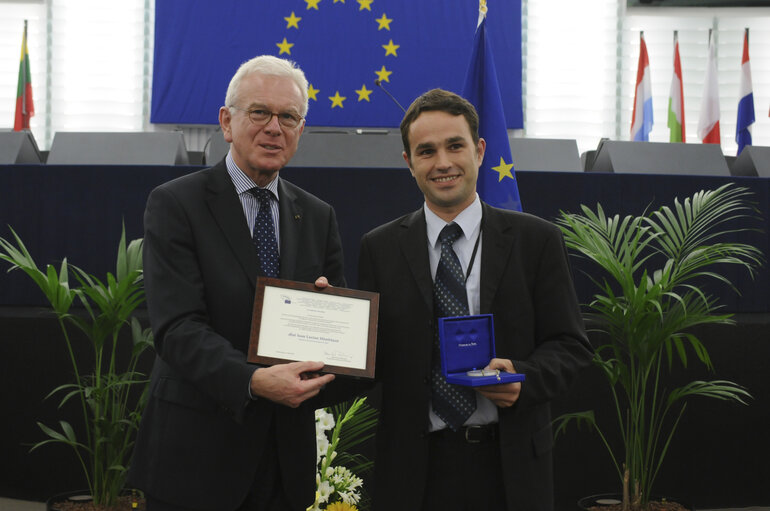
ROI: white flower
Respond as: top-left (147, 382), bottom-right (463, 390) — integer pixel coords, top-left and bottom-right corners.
top-left (317, 480), bottom-right (333, 504)
top-left (338, 491), bottom-right (352, 504)
top-left (316, 433), bottom-right (329, 461)
top-left (315, 409), bottom-right (335, 430)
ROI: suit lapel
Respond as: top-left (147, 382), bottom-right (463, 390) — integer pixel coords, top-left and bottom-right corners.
top-left (399, 209), bottom-right (435, 314)
top-left (277, 178), bottom-right (302, 280)
top-left (479, 204), bottom-right (515, 314)
top-left (205, 163), bottom-right (259, 287)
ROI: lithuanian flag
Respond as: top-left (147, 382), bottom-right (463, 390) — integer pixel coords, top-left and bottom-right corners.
top-left (14, 20), bottom-right (34, 131)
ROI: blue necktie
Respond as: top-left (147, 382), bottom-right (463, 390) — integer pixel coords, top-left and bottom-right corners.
top-left (431, 223), bottom-right (476, 431)
top-left (250, 188), bottom-right (280, 278)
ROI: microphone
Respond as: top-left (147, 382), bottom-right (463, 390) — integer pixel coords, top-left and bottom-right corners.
top-left (374, 79), bottom-right (406, 114)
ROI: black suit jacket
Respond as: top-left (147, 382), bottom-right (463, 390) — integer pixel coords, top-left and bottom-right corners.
top-left (128, 161), bottom-right (345, 511)
top-left (358, 202), bottom-right (593, 511)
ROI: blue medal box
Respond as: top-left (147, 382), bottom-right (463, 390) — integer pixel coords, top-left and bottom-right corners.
top-left (438, 314), bottom-right (526, 387)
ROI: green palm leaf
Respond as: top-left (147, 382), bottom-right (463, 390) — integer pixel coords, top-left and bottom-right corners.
top-left (554, 183), bottom-right (761, 508)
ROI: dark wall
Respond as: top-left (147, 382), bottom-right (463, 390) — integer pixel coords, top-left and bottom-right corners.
top-left (0, 308), bottom-right (154, 500)
top-left (552, 316), bottom-right (770, 509)
top-left (1, 165), bottom-right (768, 312)
top-left (2, 311), bottom-right (767, 507)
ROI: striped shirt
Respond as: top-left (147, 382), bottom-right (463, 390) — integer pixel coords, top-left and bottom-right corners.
top-left (225, 151), bottom-right (280, 252)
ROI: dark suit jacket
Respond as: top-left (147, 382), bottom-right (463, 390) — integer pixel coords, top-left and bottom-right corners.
top-left (358, 202), bottom-right (593, 511)
top-left (128, 161), bottom-right (345, 511)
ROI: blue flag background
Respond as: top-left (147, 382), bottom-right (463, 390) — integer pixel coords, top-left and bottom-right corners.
top-left (462, 15), bottom-right (522, 212)
top-left (151, 0), bottom-right (522, 128)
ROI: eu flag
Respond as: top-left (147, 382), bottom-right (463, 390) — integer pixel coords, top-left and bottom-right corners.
top-left (461, 8), bottom-right (522, 212)
top-left (151, 0), bottom-right (522, 129)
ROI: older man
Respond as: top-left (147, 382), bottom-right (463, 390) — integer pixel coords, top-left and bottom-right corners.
top-left (129, 55), bottom-right (345, 511)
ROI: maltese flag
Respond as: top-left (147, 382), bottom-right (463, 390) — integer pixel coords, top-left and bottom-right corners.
top-left (698, 32), bottom-right (721, 144)
top-left (736, 28), bottom-right (755, 155)
top-left (631, 32), bottom-right (653, 141)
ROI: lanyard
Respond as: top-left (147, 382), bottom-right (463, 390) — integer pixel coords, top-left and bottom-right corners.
top-left (465, 228), bottom-right (482, 283)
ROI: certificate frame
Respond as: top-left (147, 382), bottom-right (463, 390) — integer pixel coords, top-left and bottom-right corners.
top-left (247, 277), bottom-right (379, 378)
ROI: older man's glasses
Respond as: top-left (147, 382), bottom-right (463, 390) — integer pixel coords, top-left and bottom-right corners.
top-left (230, 106), bottom-right (303, 129)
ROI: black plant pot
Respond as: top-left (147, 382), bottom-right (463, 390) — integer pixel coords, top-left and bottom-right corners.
top-left (577, 493), bottom-right (694, 510)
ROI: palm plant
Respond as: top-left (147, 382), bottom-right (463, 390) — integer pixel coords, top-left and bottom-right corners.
top-left (0, 226), bottom-right (153, 508)
top-left (553, 184), bottom-right (763, 510)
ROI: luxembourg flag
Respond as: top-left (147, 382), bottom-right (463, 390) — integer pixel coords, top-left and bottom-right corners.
top-left (736, 28), bottom-right (755, 155)
top-left (631, 32), bottom-right (653, 141)
top-left (667, 31), bottom-right (685, 143)
top-left (698, 32), bottom-right (721, 144)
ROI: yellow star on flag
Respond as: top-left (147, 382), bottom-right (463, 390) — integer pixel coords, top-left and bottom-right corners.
top-left (374, 65), bottom-right (392, 83)
top-left (305, 0), bottom-right (321, 10)
top-left (491, 157), bottom-right (515, 182)
top-left (329, 91), bottom-right (346, 108)
top-left (357, 0), bottom-right (373, 11)
top-left (308, 84), bottom-right (320, 101)
top-left (382, 39), bottom-right (400, 57)
top-left (375, 13), bottom-right (393, 30)
top-left (276, 38), bottom-right (294, 55)
top-left (355, 84), bottom-right (373, 102)
top-left (334, 0), bottom-right (345, 3)
top-left (284, 12), bottom-right (301, 29)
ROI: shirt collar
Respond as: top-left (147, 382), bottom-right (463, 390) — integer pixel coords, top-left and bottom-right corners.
top-left (424, 194), bottom-right (482, 248)
top-left (225, 151), bottom-right (279, 201)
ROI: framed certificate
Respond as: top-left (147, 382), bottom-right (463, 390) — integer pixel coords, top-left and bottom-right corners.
top-left (247, 277), bottom-right (379, 378)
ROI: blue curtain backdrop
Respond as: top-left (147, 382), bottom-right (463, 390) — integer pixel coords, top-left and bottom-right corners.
top-left (151, 0), bottom-right (522, 128)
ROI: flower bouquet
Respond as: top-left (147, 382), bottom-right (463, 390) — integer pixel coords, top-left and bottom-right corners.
top-left (310, 397), bottom-right (378, 511)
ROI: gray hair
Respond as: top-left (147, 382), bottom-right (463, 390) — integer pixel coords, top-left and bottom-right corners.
top-left (224, 55), bottom-right (309, 117)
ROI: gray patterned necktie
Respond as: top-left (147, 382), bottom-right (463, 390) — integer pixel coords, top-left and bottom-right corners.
top-left (250, 187), bottom-right (280, 278)
top-left (431, 223), bottom-right (476, 430)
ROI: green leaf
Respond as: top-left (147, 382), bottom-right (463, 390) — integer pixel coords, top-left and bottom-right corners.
top-left (556, 184), bottom-right (763, 506)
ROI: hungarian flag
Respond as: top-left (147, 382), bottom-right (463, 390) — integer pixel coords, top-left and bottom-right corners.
top-left (736, 28), bottom-right (755, 155)
top-left (698, 33), bottom-right (720, 144)
top-left (14, 20), bottom-right (34, 131)
top-left (630, 32), bottom-right (653, 142)
top-left (667, 31), bottom-right (685, 143)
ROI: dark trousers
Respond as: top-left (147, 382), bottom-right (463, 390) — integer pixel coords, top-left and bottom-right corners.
top-left (421, 425), bottom-right (507, 511)
top-left (147, 423), bottom-right (290, 511)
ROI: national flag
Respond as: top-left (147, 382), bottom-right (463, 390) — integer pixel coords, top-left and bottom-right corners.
top-left (462, 0), bottom-right (521, 212)
top-left (667, 31), bottom-right (685, 143)
top-left (698, 32), bottom-right (720, 144)
top-left (736, 28), bottom-right (755, 155)
top-left (630, 32), bottom-right (653, 142)
top-left (14, 20), bottom-right (34, 131)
